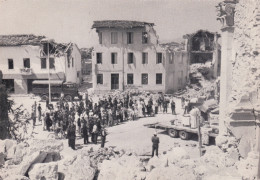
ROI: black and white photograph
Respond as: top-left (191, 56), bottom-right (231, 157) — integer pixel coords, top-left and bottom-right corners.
top-left (0, 0), bottom-right (259, 179)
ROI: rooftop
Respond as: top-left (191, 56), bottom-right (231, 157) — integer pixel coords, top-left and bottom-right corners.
top-left (0, 34), bottom-right (46, 46)
top-left (92, 20), bottom-right (154, 29)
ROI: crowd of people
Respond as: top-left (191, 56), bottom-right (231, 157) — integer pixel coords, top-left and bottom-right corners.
top-left (31, 91), bottom-right (179, 150)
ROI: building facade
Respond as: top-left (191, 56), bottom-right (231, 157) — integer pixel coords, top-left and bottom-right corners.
top-left (0, 34), bottom-right (82, 94)
top-left (92, 20), bottom-right (188, 93)
top-left (183, 30), bottom-right (221, 78)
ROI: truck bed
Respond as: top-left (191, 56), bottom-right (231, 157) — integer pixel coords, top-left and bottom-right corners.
top-left (144, 121), bottom-right (218, 138)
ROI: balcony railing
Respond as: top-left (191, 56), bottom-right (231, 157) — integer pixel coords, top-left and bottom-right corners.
top-left (20, 68), bottom-right (32, 75)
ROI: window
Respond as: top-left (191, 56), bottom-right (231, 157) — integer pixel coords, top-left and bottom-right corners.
top-left (142, 52), bottom-right (148, 64)
top-left (8, 59), bottom-right (13, 69)
top-left (111, 53), bottom-right (117, 64)
top-left (23, 58), bottom-right (30, 68)
top-left (127, 32), bottom-right (133, 44)
top-left (156, 53), bottom-right (162, 64)
top-left (49, 58), bottom-right (55, 69)
top-left (41, 58), bottom-right (47, 69)
top-left (97, 53), bottom-right (102, 64)
top-left (128, 53), bottom-right (134, 64)
top-left (142, 32), bottom-right (148, 44)
top-left (71, 57), bottom-right (74, 67)
top-left (156, 73), bottom-right (162, 84)
top-left (77, 71), bottom-right (80, 78)
top-left (127, 74), bottom-right (134, 84)
top-left (141, 73), bottom-right (148, 85)
top-left (97, 74), bottom-right (103, 84)
top-left (111, 32), bottom-right (118, 44)
top-left (98, 32), bottom-right (102, 44)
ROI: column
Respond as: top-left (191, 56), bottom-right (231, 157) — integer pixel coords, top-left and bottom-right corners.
top-left (219, 26), bottom-right (234, 135)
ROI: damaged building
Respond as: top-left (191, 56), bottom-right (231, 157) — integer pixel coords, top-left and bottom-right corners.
top-left (91, 20), bottom-right (188, 93)
top-left (0, 34), bottom-right (82, 94)
top-left (184, 30), bottom-right (221, 78)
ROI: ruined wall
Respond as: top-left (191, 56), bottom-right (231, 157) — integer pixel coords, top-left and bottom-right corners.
top-left (230, 0), bottom-right (260, 106)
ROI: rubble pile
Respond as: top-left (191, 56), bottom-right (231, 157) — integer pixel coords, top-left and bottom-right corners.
top-left (180, 63), bottom-right (216, 99)
top-left (0, 136), bottom-right (245, 180)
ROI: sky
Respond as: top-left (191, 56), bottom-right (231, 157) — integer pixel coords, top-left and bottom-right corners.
top-left (0, 0), bottom-right (222, 48)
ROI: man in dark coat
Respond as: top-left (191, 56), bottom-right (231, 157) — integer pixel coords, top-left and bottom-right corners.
top-left (45, 113), bottom-right (52, 131)
top-left (171, 100), bottom-right (176, 115)
top-left (100, 126), bottom-right (107, 148)
top-left (82, 121), bottom-right (89, 144)
top-left (151, 133), bottom-right (160, 157)
top-left (37, 103), bottom-right (42, 122)
top-left (67, 122), bottom-right (76, 150)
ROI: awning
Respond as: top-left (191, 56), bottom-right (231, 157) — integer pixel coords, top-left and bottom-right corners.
top-left (32, 80), bottom-right (64, 85)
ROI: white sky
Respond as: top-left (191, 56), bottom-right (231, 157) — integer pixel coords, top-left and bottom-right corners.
top-left (0, 0), bottom-right (221, 48)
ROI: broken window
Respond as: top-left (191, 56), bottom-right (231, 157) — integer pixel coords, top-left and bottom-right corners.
top-left (41, 58), bottom-right (47, 69)
top-left (128, 53), bottom-right (134, 64)
top-left (127, 32), bottom-right (133, 44)
top-left (142, 73), bottom-right (148, 85)
top-left (97, 74), bottom-right (103, 84)
top-left (156, 73), bottom-right (162, 84)
top-left (142, 52), bottom-right (148, 64)
top-left (49, 58), bottom-right (55, 69)
top-left (127, 74), bottom-right (134, 84)
top-left (23, 58), bottom-right (30, 68)
top-left (156, 53), bottom-right (162, 64)
top-left (111, 53), bottom-right (117, 64)
top-left (97, 53), bottom-right (102, 64)
top-left (111, 32), bottom-right (118, 44)
top-left (142, 32), bottom-right (148, 44)
top-left (8, 59), bottom-right (13, 69)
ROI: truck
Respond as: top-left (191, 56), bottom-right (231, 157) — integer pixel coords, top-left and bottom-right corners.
top-left (144, 99), bottom-right (219, 142)
top-left (32, 80), bottom-right (80, 101)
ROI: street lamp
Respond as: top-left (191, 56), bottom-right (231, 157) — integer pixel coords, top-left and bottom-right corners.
top-left (40, 38), bottom-right (54, 103)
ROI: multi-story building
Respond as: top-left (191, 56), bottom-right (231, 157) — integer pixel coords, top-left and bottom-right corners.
top-left (183, 30), bottom-right (221, 78)
top-left (92, 20), bottom-right (188, 93)
top-left (0, 34), bottom-right (82, 94)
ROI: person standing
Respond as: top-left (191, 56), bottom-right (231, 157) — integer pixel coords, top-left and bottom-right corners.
top-left (163, 100), bottom-right (168, 113)
top-left (92, 122), bottom-right (98, 144)
top-left (151, 133), bottom-right (160, 157)
top-left (67, 122), bottom-right (76, 150)
top-left (37, 103), bottom-right (42, 122)
top-left (45, 113), bottom-right (52, 131)
top-left (100, 126), bottom-right (107, 148)
top-left (82, 121), bottom-right (89, 144)
top-left (183, 99), bottom-right (189, 115)
top-left (171, 100), bottom-right (176, 115)
top-left (189, 106), bottom-right (201, 129)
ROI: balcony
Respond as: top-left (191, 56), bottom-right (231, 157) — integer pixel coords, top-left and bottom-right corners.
top-left (20, 68), bottom-right (32, 75)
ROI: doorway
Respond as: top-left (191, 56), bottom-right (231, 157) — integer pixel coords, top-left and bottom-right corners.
top-left (111, 74), bottom-right (119, 90)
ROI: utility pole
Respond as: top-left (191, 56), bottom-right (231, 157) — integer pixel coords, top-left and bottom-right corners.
top-left (47, 42), bottom-right (51, 103)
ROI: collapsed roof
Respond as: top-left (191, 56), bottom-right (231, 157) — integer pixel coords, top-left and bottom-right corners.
top-left (160, 42), bottom-right (184, 52)
top-left (92, 20), bottom-right (154, 29)
top-left (0, 34), bottom-right (46, 46)
top-left (0, 34), bottom-right (74, 57)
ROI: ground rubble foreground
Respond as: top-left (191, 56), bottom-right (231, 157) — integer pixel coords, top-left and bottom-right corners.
top-left (0, 132), bottom-right (257, 180)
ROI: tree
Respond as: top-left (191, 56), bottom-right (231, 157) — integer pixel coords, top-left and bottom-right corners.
top-left (0, 70), bottom-right (10, 139)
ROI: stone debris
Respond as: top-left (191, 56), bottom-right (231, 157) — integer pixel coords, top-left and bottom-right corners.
top-left (28, 162), bottom-right (58, 180)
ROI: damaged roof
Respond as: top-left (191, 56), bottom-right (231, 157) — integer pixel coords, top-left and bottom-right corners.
top-left (0, 34), bottom-right (46, 46)
top-left (92, 20), bottom-right (154, 29)
top-left (183, 30), bottom-right (220, 39)
top-left (160, 42), bottom-right (184, 52)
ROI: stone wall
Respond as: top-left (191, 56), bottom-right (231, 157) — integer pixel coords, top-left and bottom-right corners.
top-left (230, 0), bottom-right (260, 107)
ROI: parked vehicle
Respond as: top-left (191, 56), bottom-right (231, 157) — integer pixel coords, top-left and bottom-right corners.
top-left (32, 80), bottom-right (80, 101)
